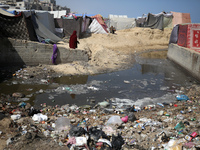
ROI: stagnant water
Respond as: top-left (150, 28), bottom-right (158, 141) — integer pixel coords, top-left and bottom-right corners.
top-left (0, 50), bottom-right (199, 109)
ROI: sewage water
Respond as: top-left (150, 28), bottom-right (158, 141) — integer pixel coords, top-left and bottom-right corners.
top-left (0, 50), bottom-right (199, 109)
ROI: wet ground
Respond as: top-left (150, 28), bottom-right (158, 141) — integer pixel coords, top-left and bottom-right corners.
top-left (0, 50), bottom-right (199, 109)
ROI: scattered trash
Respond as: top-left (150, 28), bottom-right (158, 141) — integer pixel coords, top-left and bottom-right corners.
top-left (176, 94), bottom-right (189, 101)
top-left (106, 115), bottom-right (123, 126)
top-left (32, 113), bottom-right (48, 122)
top-left (55, 117), bottom-right (71, 132)
top-left (11, 114), bottom-right (21, 120)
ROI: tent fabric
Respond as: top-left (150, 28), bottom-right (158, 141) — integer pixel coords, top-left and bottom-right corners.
top-left (169, 24), bottom-right (179, 44)
top-left (62, 17), bottom-right (83, 38)
top-left (31, 13), bottom-right (62, 44)
top-left (187, 24), bottom-right (200, 51)
top-left (49, 10), bottom-right (66, 18)
top-left (107, 16), bottom-right (136, 30)
top-left (136, 17), bottom-right (146, 27)
top-left (54, 18), bottom-right (63, 28)
top-left (0, 8), bottom-right (15, 16)
top-left (35, 12), bottom-right (56, 34)
top-left (163, 15), bottom-right (173, 28)
top-left (54, 17), bottom-right (83, 38)
top-left (145, 13), bottom-right (164, 30)
top-left (87, 19), bottom-right (108, 34)
top-left (81, 16), bottom-right (91, 32)
top-left (0, 12), bottom-right (30, 40)
top-left (91, 14), bottom-right (108, 33)
top-left (171, 11), bottom-right (191, 26)
top-left (177, 24), bottom-right (188, 47)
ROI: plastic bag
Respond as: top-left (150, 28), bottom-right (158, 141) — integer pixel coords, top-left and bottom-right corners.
top-left (88, 126), bottom-right (109, 141)
top-left (111, 133), bottom-right (124, 150)
top-left (69, 126), bottom-right (87, 137)
top-left (32, 113), bottom-right (47, 122)
top-left (55, 117), bottom-right (70, 132)
top-left (106, 116), bottom-right (123, 126)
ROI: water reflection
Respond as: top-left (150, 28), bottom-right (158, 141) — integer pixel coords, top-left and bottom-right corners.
top-left (0, 50), bottom-right (199, 108)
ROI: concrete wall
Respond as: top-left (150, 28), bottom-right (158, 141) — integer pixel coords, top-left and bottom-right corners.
top-left (0, 38), bottom-right (89, 66)
top-left (167, 43), bottom-right (200, 81)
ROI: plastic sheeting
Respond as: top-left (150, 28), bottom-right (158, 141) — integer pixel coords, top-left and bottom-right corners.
top-left (35, 12), bottom-right (56, 34)
top-left (145, 13), bottom-right (164, 30)
top-left (108, 17), bottom-right (136, 31)
top-left (31, 13), bottom-right (62, 43)
top-left (49, 10), bottom-right (66, 18)
top-left (169, 24), bottom-right (179, 44)
top-left (87, 19), bottom-right (108, 34)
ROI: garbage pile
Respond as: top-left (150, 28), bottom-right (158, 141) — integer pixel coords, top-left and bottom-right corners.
top-left (1, 93), bottom-right (200, 150)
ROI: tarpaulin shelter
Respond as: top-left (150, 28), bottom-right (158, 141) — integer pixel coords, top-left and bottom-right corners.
top-left (169, 23), bottom-right (200, 52)
top-left (0, 9), bottom-right (35, 40)
top-left (136, 17), bottom-right (146, 27)
top-left (54, 16), bottom-right (83, 38)
top-left (30, 11), bottom-right (62, 43)
top-left (35, 11), bottom-right (56, 34)
top-left (144, 12), bottom-right (173, 30)
top-left (107, 14), bottom-right (136, 31)
top-left (0, 8), bottom-right (62, 44)
top-left (87, 14), bottom-right (108, 34)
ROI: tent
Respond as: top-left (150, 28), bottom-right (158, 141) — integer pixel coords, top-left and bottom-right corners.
top-left (144, 12), bottom-right (173, 30)
top-left (107, 14), bottom-right (136, 31)
top-left (87, 18), bottom-right (108, 34)
top-left (0, 9), bottom-right (31, 40)
top-left (169, 23), bottom-right (200, 52)
top-left (87, 14), bottom-right (108, 34)
top-left (35, 11), bottom-right (56, 34)
top-left (0, 9), bottom-right (62, 44)
top-left (54, 16), bottom-right (83, 38)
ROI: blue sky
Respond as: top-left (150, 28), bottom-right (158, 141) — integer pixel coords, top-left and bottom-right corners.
top-left (56, 0), bottom-right (200, 23)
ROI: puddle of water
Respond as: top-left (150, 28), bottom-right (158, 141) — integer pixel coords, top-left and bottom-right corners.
top-left (0, 50), bottom-right (199, 108)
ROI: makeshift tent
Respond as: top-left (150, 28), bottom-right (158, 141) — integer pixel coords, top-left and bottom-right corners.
top-left (35, 11), bottom-right (56, 34)
top-left (30, 12), bottom-right (62, 44)
top-left (177, 23), bottom-right (200, 51)
top-left (54, 17), bottom-right (83, 38)
top-left (87, 18), bottom-right (108, 34)
top-left (170, 23), bottom-right (200, 51)
top-left (137, 12), bottom-right (173, 30)
top-left (0, 10), bottom-right (32, 40)
top-left (169, 24), bottom-right (179, 44)
top-left (136, 17), bottom-right (146, 27)
top-left (0, 8), bottom-right (15, 16)
top-left (107, 14), bottom-right (136, 30)
top-left (163, 14), bottom-right (173, 28)
top-left (171, 11), bottom-right (191, 26)
top-left (87, 14), bottom-right (108, 34)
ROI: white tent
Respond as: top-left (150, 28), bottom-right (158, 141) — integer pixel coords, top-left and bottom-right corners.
top-left (107, 14), bottom-right (136, 30)
top-left (87, 19), bottom-right (108, 34)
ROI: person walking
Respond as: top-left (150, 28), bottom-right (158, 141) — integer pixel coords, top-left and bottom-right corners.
top-left (69, 30), bottom-right (79, 49)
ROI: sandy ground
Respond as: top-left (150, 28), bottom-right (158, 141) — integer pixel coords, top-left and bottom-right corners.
top-left (49, 27), bottom-right (172, 75)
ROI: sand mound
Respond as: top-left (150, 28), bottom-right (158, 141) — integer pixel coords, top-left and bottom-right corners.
top-left (49, 27), bottom-right (172, 75)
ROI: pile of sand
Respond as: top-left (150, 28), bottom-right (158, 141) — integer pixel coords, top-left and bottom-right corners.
top-left (49, 27), bottom-right (172, 75)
